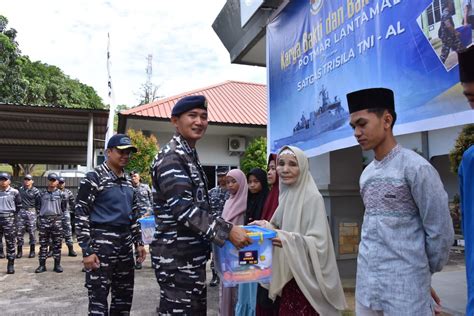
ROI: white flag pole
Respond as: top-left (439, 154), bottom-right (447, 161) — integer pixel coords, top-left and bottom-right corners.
top-left (105, 32), bottom-right (116, 149)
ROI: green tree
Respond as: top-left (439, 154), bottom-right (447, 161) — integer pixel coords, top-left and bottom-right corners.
top-left (449, 124), bottom-right (474, 174)
top-left (0, 15), bottom-right (26, 103)
top-left (240, 137), bottom-right (267, 175)
top-left (126, 129), bottom-right (159, 185)
top-left (0, 15), bottom-right (104, 109)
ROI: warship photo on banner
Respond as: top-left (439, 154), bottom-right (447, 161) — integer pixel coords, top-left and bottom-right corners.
top-left (273, 86), bottom-right (348, 150)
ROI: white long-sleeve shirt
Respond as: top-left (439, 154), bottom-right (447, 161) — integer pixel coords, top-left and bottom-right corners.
top-left (356, 144), bottom-right (454, 315)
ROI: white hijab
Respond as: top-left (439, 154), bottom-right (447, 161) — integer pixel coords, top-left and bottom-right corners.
top-left (269, 146), bottom-right (347, 315)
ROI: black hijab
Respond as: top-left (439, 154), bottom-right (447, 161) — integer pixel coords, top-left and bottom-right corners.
top-left (246, 167), bottom-right (269, 224)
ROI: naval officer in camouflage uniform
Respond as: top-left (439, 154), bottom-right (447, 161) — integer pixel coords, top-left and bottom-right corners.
top-left (208, 166), bottom-right (230, 286)
top-left (130, 171), bottom-right (153, 217)
top-left (130, 171), bottom-right (153, 270)
top-left (76, 134), bottom-right (146, 315)
top-left (151, 95), bottom-right (251, 315)
top-left (17, 174), bottom-right (40, 259)
top-left (58, 177), bottom-right (77, 257)
top-left (0, 172), bottom-right (22, 274)
top-left (35, 173), bottom-right (67, 273)
top-left (439, 1), bottom-right (465, 64)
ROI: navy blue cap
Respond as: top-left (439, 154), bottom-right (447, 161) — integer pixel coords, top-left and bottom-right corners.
top-left (171, 95), bottom-right (208, 117)
top-left (346, 88), bottom-right (395, 114)
top-left (107, 134), bottom-right (137, 152)
top-left (48, 173), bottom-right (59, 181)
top-left (0, 172), bottom-right (11, 180)
top-left (216, 167), bottom-right (228, 176)
top-left (24, 174), bottom-right (33, 180)
top-left (58, 177), bottom-right (65, 183)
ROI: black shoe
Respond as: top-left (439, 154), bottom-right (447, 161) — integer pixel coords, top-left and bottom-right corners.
top-left (67, 244), bottom-right (77, 257)
top-left (210, 273), bottom-right (219, 287)
top-left (135, 262), bottom-right (142, 270)
top-left (53, 258), bottom-right (63, 273)
top-left (16, 246), bottom-right (22, 259)
top-left (0, 250), bottom-right (4, 259)
top-left (35, 260), bottom-right (47, 273)
top-left (7, 259), bottom-right (14, 274)
top-left (28, 245), bottom-right (35, 258)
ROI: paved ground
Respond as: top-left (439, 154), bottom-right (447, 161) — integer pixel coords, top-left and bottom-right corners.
top-left (0, 244), bottom-right (466, 315)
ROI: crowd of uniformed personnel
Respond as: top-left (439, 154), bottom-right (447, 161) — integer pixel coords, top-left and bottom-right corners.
top-left (0, 168), bottom-right (154, 277)
top-left (0, 173), bottom-right (79, 274)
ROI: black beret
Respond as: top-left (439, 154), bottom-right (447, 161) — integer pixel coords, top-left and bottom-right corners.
top-left (346, 88), bottom-right (395, 114)
top-left (24, 174), bottom-right (33, 180)
top-left (171, 95), bottom-right (208, 117)
top-left (458, 45), bottom-right (474, 83)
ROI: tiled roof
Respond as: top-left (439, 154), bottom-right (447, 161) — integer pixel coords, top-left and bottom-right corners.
top-left (121, 81), bottom-right (267, 126)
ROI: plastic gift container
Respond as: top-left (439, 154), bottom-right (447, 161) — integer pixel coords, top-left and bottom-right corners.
top-left (213, 225), bottom-right (277, 287)
top-left (138, 216), bottom-right (155, 245)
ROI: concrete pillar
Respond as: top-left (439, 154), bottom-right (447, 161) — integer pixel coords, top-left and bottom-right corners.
top-left (310, 145), bottom-right (365, 279)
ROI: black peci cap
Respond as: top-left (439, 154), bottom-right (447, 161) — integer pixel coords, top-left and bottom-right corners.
top-left (171, 95), bottom-right (208, 117)
top-left (346, 88), bottom-right (395, 114)
top-left (458, 45), bottom-right (474, 83)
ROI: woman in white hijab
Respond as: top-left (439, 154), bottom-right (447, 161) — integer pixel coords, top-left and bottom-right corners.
top-left (253, 146), bottom-right (347, 315)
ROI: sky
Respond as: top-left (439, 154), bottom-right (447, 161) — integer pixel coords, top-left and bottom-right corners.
top-left (1, 0), bottom-right (267, 107)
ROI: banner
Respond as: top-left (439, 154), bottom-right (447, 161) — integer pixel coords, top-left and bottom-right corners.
top-left (267, 0), bottom-right (474, 157)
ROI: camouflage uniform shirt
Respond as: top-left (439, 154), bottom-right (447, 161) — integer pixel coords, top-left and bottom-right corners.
top-left (151, 133), bottom-right (232, 252)
top-left (60, 188), bottom-right (75, 212)
top-left (19, 186), bottom-right (40, 210)
top-left (133, 183), bottom-right (153, 216)
top-left (208, 185), bottom-right (229, 217)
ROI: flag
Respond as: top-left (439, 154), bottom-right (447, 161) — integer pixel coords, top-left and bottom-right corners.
top-left (105, 32), bottom-right (116, 148)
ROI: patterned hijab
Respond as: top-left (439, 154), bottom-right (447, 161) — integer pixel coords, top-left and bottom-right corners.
top-left (269, 146), bottom-right (347, 314)
top-left (261, 153), bottom-right (279, 221)
top-left (222, 169), bottom-right (248, 224)
top-left (246, 168), bottom-right (269, 224)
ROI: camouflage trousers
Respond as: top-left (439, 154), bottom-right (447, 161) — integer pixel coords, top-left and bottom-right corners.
top-left (86, 225), bottom-right (135, 316)
top-left (440, 33), bottom-right (464, 63)
top-left (0, 214), bottom-right (16, 260)
top-left (38, 215), bottom-right (63, 260)
top-left (151, 241), bottom-right (208, 315)
top-left (16, 208), bottom-right (37, 246)
top-left (61, 211), bottom-right (73, 246)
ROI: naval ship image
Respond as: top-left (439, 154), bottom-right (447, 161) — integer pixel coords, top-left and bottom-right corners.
top-left (273, 86), bottom-right (349, 149)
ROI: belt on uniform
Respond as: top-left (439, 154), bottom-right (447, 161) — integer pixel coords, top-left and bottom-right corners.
top-left (40, 214), bottom-right (61, 218)
top-left (0, 213), bottom-right (14, 218)
top-left (91, 223), bottom-right (131, 233)
top-left (22, 208), bottom-right (36, 212)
